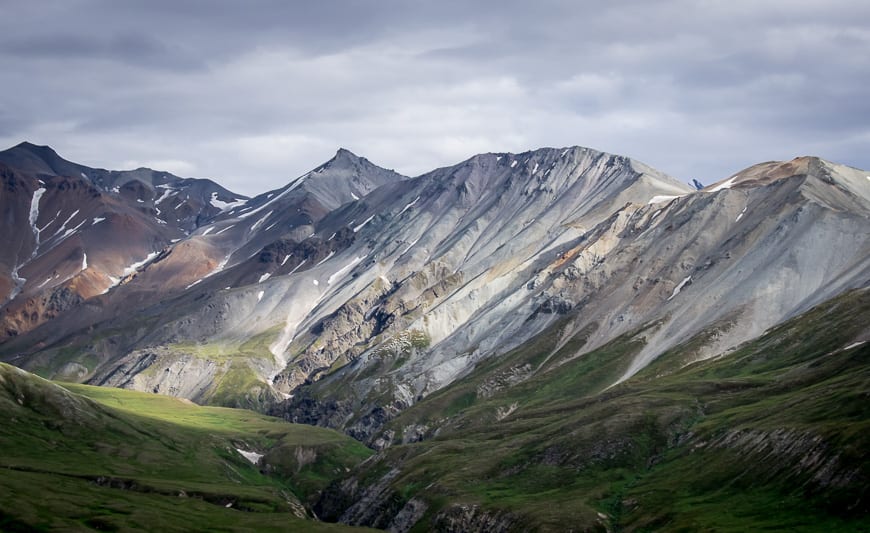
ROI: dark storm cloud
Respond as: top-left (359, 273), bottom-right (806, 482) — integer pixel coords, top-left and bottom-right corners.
top-left (1, 32), bottom-right (198, 70)
top-left (0, 0), bottom-right (867, 194)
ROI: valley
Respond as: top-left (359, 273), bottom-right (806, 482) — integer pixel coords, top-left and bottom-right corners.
top-left (0, 141), bottom-right (868, 531)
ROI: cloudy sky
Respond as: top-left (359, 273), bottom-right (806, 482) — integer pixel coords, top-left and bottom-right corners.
top-left (1, 1), bottom-right (868, 195)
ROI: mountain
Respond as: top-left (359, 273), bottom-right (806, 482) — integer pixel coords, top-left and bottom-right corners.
top-left (315, 287), bottom-right (869, 530)
top-left (0, 145), bottom-right (407, 406)
top-left (0, 142), bottom-right (868, 530)
top-left (0, 143), bottom-right (248, 343)
top-left (272, 153), bottom-right (870, 441)
top-left (0, 142), bottom-right (246, 231)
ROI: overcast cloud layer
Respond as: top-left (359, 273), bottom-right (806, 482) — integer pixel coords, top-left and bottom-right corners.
top-left (1, 1), bottom-right (868, 195)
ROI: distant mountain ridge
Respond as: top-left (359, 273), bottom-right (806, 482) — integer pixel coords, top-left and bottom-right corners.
top-left (1, 140), bottom-right (868, 530)
top-left (0, 142), bottom-right (867, 424)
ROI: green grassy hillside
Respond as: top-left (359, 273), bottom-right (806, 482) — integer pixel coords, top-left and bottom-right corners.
top-left (0, 364), bottom-right (374, 532)
top-left (318, 288), bottom-right (870, 531)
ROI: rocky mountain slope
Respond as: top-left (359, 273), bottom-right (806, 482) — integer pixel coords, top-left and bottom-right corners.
top-left (0, 142), bottom-right (247, 341)
top-left (1, 141), bottom-right (868, 530)
top-left (273, 152), bottom-right (870, 443)
top-left (1, 145), bottom-right (868, 422)
top-left (314, 286), bottom-right (869, 531)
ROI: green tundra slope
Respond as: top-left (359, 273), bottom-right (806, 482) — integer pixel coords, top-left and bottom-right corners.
top-left (0, 364), bottom-right (374, 532)
top-left (316, 287), bottom-right (870, 532)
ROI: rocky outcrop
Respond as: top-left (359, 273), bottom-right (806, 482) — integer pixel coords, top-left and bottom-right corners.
top-left (432, 504), bottom-right (519, 533)
top-left (335, 468), bottom-right (404, 528)
top-left (94, 348), bottom-right (224, 402)
top-left (705, 428), bottom-right (864, 491)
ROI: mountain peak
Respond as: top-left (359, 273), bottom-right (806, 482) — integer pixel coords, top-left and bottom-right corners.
top-left (15, 140), bottom-right (52, 151)
top-left (335, 147), bottom-right (359, 158)
top-left (329, 147), bottom-right (369, 167)
top-left (706, 156), bottom-right (828, 192)
top-left (10, 142), bottom-right (66, 162)
top-left (0, 141), bottom-right (81, 177)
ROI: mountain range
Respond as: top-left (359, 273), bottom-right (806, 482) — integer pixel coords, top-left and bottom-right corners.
top-left (1, 141), bottom-right (868, 531)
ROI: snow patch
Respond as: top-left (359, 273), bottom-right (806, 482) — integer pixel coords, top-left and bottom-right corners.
top-left (257, 290), bottom-right (265, 302)
top-left (709, 176), bottom-right (738, 192)
top-left (215, 224), bottom-right (234, 235)
top-left (28, 187), bottom-right (46, 248)
top-left (9, 267), bottom-right (26, 300)
top-left (398, 196), bottom-right (420, 216)
top-left (235, 448), bottom-right (263, 465)
top-left (208, 256), bottom-right (231, 278)
top-left (735, 206), bottom-right (747, 223)
top-left (353, 214), bottom-right (375, 232)
top-left (351, 192), bottom-right (359, 200)
top-left (510, 160), bottom-right (518, 168)
top-left (155, 188), bottom-right (174, 205)
top-left (315, 250), bottom-right (335, 266)
top-left (51, 210), bottom-right (81, 239)
top-left (237, 174), bottom-right (307, 220)
top-left (80, 172), bottom-right (87, 179)
top-left (532, 163), bottom-right (539, 173)
top-left (91, 217), bottom-right (105, 226)
top-left (57, 219), bottom-right (86, 242)
top-left (201, 227), bottom-right (214, 236)
top-left (249, 210), bottom-right (273, 232)
top-left (400, 237), bottom-right (420, 256)
top-left (122, 251), bottom-right (159, 277)
top-left (281, 254), bottom-right (292, 266)
top-left (668, 276), bottom-right (692, 301)
top-left (648, 195), bottom-right (682, 205)
top-left (81, 253), bottom-right (88, 271)
top-left (287, 259), bottom-right (307, 275)
top-left (106, 275), bottom-right (119, 286)
top-left (327, 256), bottom-right (364, 285)
top-left (312, 279), bottom-right (319, 286)
top-left (210, 192), bottom-right (246, 211)
top-left (844, 341), bottom-right (866, 350)
top-left (258, 273), bottom-right (271, 283)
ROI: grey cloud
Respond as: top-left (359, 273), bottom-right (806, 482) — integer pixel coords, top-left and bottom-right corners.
top-left (1, 32), bottom-right (198, 70)
top-left (0, 0), bottom-right (867, 196)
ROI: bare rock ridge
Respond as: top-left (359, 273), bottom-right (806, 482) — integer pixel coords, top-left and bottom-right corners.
top-left (0, 143), bottom-right (867, 442)
top-left (0, 142), bottom-right (248, 340)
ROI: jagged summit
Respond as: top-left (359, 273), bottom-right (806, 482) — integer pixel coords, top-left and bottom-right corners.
top-left (0, 141), bottom-right (90, 178)
top-left (422, 145), bottom-right (691, 201)
top-left (707, 156), bottom-right (849, 190)
top-left (702, 156), bottom-right (870, 213)
top-left (333, 146), bottom-right (362, 161)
